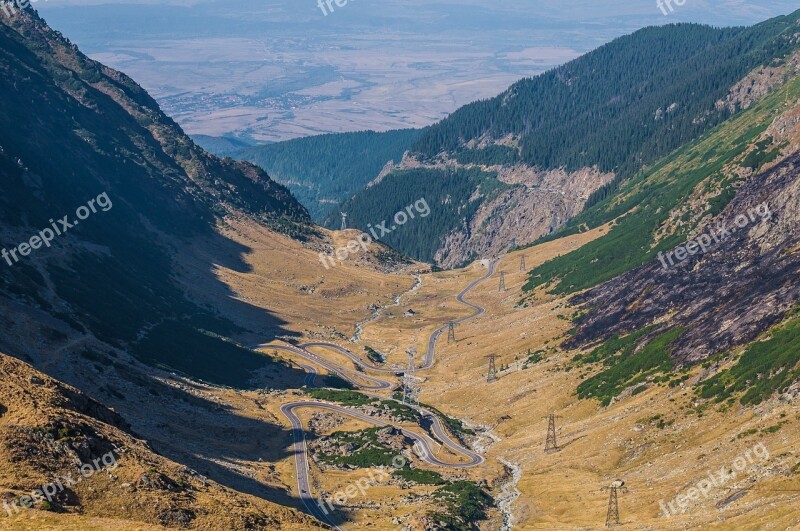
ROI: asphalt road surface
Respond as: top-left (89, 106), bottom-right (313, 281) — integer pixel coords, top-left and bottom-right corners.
top-left (267, 260), bottom-right (497, 527)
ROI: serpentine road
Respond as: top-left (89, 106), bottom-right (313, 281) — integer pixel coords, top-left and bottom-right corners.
top-left (261, 343), bottom-right (394, 391)
top-left (281, 399), bottom-right (485, 530)
top-left (300, 259), bottom-right (496, 372)
top-left (261, 260), bottom-right (496, 527)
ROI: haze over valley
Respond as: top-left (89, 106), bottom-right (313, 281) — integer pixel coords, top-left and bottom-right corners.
top-left (36, 0), bottom-right (800, 141)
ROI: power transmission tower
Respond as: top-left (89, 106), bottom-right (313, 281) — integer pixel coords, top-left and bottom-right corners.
top-left (543, 414), bottom-right (562, 453)
top-left (447, 321), bottom-right (456, 343)
top-left (486, 354), bottom-right (498, 383)
top-left (602, 481), bottom-right (627, 527)
top-left (520, 255), bottom-right (526, 272)
top-left (498, 271), bottom-right (506, 292)
top-left (340, 212), bottom-right (348, 230)
top-left (402, 349), bottom-right (420, 406)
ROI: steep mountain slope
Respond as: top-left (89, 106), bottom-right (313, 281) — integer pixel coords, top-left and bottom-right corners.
top-left (2, 5), bottom-right (799, 531)
top-left (548, 79), bottom-right (800, 407)
top-left (0, 9), bottom-right (314, 388)
top-left (0, 10), bottom-right (444, 530)
top-left (569, 132), bottom-right (799, 366)
top-left (411, 17), bottom-right (800, 178)
top-left (0, 352), bottom-right (320, 530)
top-left (336, 12), bottom-right (800, 266)
top-left (237, 129), bottom-right (422, 222)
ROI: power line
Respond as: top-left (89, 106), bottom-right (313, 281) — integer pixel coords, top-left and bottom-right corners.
top-left (486, 354), bottom-right (498, 383)
top-left (543, 414), bottom-right (563, 453)
top-left (447, 321), bottom-right (456, 343)
top-left (602, 480), bottom-right (627, 527)
top-left (402, 348), bottom-right (420, 406)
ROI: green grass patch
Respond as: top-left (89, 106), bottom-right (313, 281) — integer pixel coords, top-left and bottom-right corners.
top-left (393, 465), bottom-right (446, 485)
top-left (428, 480), bottom-right (494, 530)
top-left (762, 421), bottom-right (788, 434)
top-left (698, 310), bottom-right (800, 405)
top-left (307, 388), bottom-right (371, 406)
top-left (573, 328), bottom-right (651, 366)
top-left (577, 328), bottom-right (684, 406)
top-left (316, 427), bottom-right (400, 468)
top-left (308, 389), bottom-right (420, 423)
top-left (523, 349), bottom-right (546, 367)
top-left (741, 137), bottom-right (785, 170)
top-left (364, 346), bottom-right (384, 364)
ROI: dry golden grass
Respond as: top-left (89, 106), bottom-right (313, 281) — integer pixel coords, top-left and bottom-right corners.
top-left (170, 215), bottom-right (800, 529)
top-left (343, 221), bottom-right (800, 530)
top-left (0, 354), bottom-right (320, 531)
top-left (2, 512), bottom-right (167, 530)
top-left (23, 213), bottom-right (795, 530)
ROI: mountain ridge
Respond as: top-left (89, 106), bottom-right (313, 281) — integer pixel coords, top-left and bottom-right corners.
top-left (304, 12), bottom-right (800, 266)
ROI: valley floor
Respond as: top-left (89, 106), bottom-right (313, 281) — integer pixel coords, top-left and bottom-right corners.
top-left (3, 216), bottom-right (796, 530)
top-left (204, 218), bottom-right (799, 529)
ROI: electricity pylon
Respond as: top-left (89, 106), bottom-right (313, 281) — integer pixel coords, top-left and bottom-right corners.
top-left (402, 349), bottom-right (420, 406)
top-left (486, 354), bottom-right (498, 383)
top-left (520, 255), bottom-right (526, 272)
top-left (543, 413), bottom-right (562, 453)
top-left (602, 480), bottom-right (627, 527)
top-left (498, 271), bottom-right (506, 292)
top-left (340, 212), bottom-right (348, 230)
top-left (447, 322), bottom-right (456, 343)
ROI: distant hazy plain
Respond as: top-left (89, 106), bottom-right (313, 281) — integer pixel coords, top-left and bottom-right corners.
top-left (37, 0), bottom-right (800, 142)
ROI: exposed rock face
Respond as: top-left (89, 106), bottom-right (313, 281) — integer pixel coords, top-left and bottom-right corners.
top-left (307, 411), bottom-right (346, 433)
top-left (435, 165), bottom-right (613, 267)
top-left (373, 426), bottom-right (409, 451)
top-left (378, 153), bottom-right (613, 267)
top-left (568, 149), bottom-right (800, 364)
top-left (715, 50), bottom-right (800, 114)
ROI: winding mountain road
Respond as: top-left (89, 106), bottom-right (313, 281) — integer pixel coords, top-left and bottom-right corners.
top-left (281, 400), bottom-right (484, 530)
top-left (261, 343), bottom-right (394, 390)
top-left (300, 259), bottom-right (496, 372)
top-left (264, 260), bottom-right (496, 527)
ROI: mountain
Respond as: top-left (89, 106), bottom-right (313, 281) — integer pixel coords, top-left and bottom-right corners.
top-left (0, 351), bottom-right (320, 529)
top-left (0, 9), bottom-right (316, 387)
top-left (0, 8), bottom-right (357, 528)
top-left (334, 12), bottom-right (800, 266)
top-left (2, 5), bottom-right (800, 530)
top-left (236, 129), bottom-right (422, 221)
top-left (527, 67), bottom-right (800, 406)
top-left (0, 10), bottom-right (434, 528)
